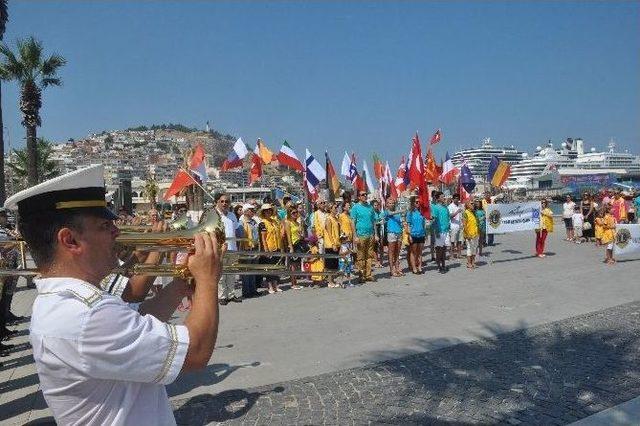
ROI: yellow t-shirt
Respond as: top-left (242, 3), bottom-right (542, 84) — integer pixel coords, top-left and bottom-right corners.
top-left (260, 217), bottom-right (282, 252)
top-left (463, 209), bottom-right (479, 239)
top-left (313, 211), bottom-right (326, 238)
top-left (286, 218), bottom-right (301, 247)
top-left (338, 212), bottom-right (353, 240)
top-left (601, 214), bottom-right (616, 244)
top-left (324, 215), bottom-right (340, 250)
top-left (595, 217), bottom-right (604, 240)
top-left (541, 208), bottom-right (554, 232)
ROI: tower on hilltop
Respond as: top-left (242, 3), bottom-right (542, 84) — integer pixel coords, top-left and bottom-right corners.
top-left (205, 121), bottom-right (210, 133)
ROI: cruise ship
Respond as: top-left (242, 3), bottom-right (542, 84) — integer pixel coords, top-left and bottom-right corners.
top-left (451, 138), bottom-right (525, 182)
top-left (506, 139), bottom-right (580, 188)
top-left (574, 140), bottom-right (640, 177)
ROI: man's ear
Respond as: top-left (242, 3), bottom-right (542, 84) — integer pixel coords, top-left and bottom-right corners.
top-left (58, 227), bottom-right (83, 255)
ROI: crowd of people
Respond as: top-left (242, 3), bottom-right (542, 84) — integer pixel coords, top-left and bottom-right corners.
top-left (561, 189), bottom-right (640, 265)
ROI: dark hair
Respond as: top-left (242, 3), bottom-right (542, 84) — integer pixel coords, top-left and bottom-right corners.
top-left (19, 211), bottom-right (85, 268)
top-left (452, 194), bottom-right (460, 200)
top-left (213, 192), bottom-right (227, 202)
top-left (282, 196), bottom-right (291, 204)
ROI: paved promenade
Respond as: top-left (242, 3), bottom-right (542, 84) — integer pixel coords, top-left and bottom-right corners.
top-left (1, 227), bottom-right (640, 425)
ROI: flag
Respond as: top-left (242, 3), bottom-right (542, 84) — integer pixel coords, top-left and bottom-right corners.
top-left (372, 154), bottom-right (384, 181)
top-left (189, 143), bottom-right (207, 182)
top-left (254, 138), bottom-right (274, 164)
top-left (394, 156), bottom-right (408, 193)
top-left (408, 133), bottom-right (424, 188)
top-left (340, 152), bottom-right (351, 178)
top-left (459, 163), bottom-right (476, 193)
top-left (383, 161), bottom-right (396, 200)
top-left (164, 169), bottom-right (194, 200)
top-left (439, 152), bottom-right (458, 185)
top-left (429, 128), bottom-right (442, 145)
top-left (305, 149), bottom-right (326, 193)
top-left (487, 156), bottom-right (511, 187)
top-left (407, 133), bottom-right (431, 219)
top-left (424, 148), bottom-right (439, 183)
top-left (325, 152), bottom-right (341, 201)
top-left (249, 153), bottom-right (262, 184)
top-left (348, 153), bottom-right (359, 185)
top-left (222, 137), bottom-right (249, 171)
top-left (458, 179), bottom-right (471, 203)
top-left (362, 160), bottom-right (375, 193)
top-left (276, 140), bottom-right (303, 171)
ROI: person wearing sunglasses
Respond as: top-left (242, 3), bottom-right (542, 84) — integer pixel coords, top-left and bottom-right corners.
top-left (350, 192), bottom-right (377, 283)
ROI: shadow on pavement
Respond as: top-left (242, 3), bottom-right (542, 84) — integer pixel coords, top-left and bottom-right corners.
top-left (360, 313), bottom-right (640, 424)
top-left (173, 386), bottom-right (284, 425)
top-left (167, 362), bottom-right (261, 398)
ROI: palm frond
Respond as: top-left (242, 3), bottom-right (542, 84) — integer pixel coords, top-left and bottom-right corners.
top-left (17, 37), bottom-right (43, 80)
top-left (0, 42), bottom-right (25, 81)
top-left (41, 53), bottom-right (66, 77)
top-left (41, 77), bottom-right (62, 88)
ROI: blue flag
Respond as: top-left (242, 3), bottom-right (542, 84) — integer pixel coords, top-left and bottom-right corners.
top-left (460, 163), bottom-right (476, 193)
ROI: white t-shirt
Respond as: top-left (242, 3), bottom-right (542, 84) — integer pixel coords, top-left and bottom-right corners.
top-left (217, 209), bottom-right (240, 251)
top-left (572, 212), bottom-right (584, 228)
top-left (563, 202), bottom-right (576, 219)
top-left (448, 203), bottom-right (463, 226)
top-left (31, 277), bottom-right (189, 426)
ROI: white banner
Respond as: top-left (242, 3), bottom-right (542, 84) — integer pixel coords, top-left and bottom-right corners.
top-left (486, 201), bottom-right (541, 234)
top-left (613, 224), bottom-right (640, 256)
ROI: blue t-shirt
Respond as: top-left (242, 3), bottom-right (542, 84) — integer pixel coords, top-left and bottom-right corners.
top-left (634, 196), bottom-right (640, 216)
top-left (385, 211), bottom-right (404, 234)
top-left (432, 203), bottom-right (451, 234)
top-left (406, 209), bottom-right (426, 237)
top-left (350, 202), bottom-right (376, 237)
top-left (475, 209), bottom-right (486, 232)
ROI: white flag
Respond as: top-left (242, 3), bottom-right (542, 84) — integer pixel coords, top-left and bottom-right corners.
top-left (340, 151), bottom-right (351, 177)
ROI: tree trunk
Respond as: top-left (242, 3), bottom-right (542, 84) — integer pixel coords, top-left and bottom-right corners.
top-left (0, 80), bottom-right (5, 203)
top-left (26, 125), bottom-right (38, 186)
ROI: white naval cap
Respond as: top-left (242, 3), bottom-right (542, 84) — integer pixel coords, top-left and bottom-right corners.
top-left (4, 164), bottom-right (118, 220)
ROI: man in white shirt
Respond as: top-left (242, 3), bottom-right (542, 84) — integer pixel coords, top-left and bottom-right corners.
top-left (215, 192), bottom-right (241, 305)
top-left (447, 194), bottom-right (464, 259)
top-left (4, 165), bottom-right (222, 426)
top-left (562, 195), bottom-right (576, 241)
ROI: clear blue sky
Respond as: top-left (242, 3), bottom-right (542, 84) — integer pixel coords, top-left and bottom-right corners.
top-left (2, 1), bottom-right (639, 164)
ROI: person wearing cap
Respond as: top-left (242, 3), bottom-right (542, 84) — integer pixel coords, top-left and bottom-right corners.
top-left (258, 203), bottom-right (283, 293)
top-left (215, 192), bottom-right (242, 305)
top-left (350, 190), bottom-right (377, 283)
top-left (4, 165), bottom-right (222, 425)
top-left (238, 203), bottom-right (260, 298)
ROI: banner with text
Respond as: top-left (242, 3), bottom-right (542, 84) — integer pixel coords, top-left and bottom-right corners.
top-left (613, 224), bottom-right (640, 257)
top-left (486, 201), bottom-right (541, 234)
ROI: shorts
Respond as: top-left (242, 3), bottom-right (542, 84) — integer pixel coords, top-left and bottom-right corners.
top-left (449, 224), bottom-right (461, 243)
top-left (574, 226), bottom-right (583, 238)
top-left (434, 232), bottom-right (451, 247)
top-left (563, 218), bottom-right (573, 229)
top-left (387, 232), bottom-right (400, 243)
top-left (466, 237), bottom-right (479, 256)
top-left (410, 235), bottom-right (425, 244)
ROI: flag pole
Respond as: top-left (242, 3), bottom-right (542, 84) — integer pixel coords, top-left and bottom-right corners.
top-left (180, 167), bottom-right (217, 204)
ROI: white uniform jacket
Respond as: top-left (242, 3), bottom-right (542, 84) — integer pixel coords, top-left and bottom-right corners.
top-left (30, 277), bottom-right (189, 426)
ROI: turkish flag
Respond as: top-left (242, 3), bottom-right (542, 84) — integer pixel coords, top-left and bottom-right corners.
top-left (249, 153), bottom-right (263, 184)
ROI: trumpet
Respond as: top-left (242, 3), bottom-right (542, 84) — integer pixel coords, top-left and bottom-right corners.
top-left (0, 209), bottom-right (343, 278)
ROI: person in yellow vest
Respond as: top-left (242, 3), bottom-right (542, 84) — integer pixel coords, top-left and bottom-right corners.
top-left (594, 209), bottom-right (604, 246)
top-left (324, 203), bottom-right (341, 288)
top-left (307, 235), bottom-right (325, 286)
top-left (313, 199), bottom-right (328, 253)
top-left (338, 201), bottom-right (354, 242)
top-left (535, 199), bottom-right (554, 258)
top-left (462, 200), bottom-right (480, 269)
top-left (284, 207), bottom-right (305, 290)
top-left (601, 204), bottom-right (617, 265)
top-left (258, 204), bottom-right (283, 294)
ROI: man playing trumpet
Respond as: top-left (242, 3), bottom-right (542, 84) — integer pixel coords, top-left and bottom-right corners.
top-left (4, 164), bottom-right (222, 425)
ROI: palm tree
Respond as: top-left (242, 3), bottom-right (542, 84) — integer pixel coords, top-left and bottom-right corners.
top-left (0, 0), bottom-right (8, 203)
top-left (0, 36), bottom-right (66, 186)
top-left (8, 137), bottom-right (59, 191)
